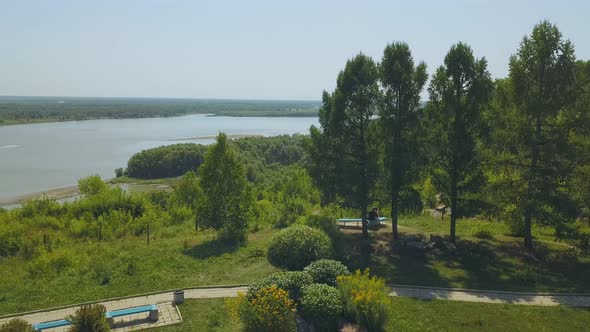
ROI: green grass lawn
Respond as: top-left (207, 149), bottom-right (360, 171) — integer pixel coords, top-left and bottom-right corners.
top-left (389, 297), bottom-right (590, 331)
top-left (0, 227), bottom-right (277, 315)
top-left (152, 299), bottom-right (240, 332)
top-left (152, 298), bottom-right (590, 332)
top-left (1, 215), bottom-right (588, 316)
top-left (338, 216), bottom-right (590, 292)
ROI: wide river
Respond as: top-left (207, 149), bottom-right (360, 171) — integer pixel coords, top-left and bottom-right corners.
top-left (0, 114), bottom-right (318, 203)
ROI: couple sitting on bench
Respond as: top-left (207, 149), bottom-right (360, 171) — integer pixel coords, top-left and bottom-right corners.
top-left (368, 208), bottom-right (380, 222)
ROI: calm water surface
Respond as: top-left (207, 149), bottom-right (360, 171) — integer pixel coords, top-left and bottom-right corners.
top-left (0, 115), bottom-right (318, 202)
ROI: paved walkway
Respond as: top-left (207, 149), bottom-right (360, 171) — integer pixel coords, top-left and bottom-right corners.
top-left (1, 285), bottom-right (589, 330)
top-left (0, 287), bottom-right (247, 331)
top-left (389, 284), bottom-right (590, 307)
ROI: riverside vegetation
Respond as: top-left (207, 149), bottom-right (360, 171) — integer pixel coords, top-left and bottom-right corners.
top-left (0, 20), bottom-right (589, 330)
top-left (0, 133), bottom-right (589, 317)
top-left (0, 98), bottom-right (319, 125)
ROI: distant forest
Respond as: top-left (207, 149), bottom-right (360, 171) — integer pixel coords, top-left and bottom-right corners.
top-left (0, 97), bottom-right (320, 124)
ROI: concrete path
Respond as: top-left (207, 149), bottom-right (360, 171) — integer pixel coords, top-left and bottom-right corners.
top-left (2, 285), bottom-right (589, 330)
top-left (0, 287), bottom-right (247, 331)
top-left (390, 284), bottom-right (590, 307)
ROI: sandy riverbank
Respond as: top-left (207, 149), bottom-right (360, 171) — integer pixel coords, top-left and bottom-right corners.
top-left (0, 178), bottom-right (172, 207)
top-left (0, 184), bottom-right (81, 206)
top-left (167, 133), bottom-right (263, 141)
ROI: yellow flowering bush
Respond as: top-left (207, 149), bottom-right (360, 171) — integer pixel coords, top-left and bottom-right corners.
top-left (226, 285), bottom-right (297, 332)
top-left (337, 269), bottom-right (390, 331)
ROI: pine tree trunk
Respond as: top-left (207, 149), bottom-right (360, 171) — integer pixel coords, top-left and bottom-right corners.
top-left (524, 211), bottom-right (533, 250)
top-left (391, 192), bottom-right (399, 241)
top-left (450, 178), bottom-right (457, 243)
top-left (391, 117), bottom-right (401, 242)
top-left (360, 125), bottom-right (369, 239)
top-left (523, 117), bottom-right (541, 251)
top-left (361, 205), bottom-right (369, 238)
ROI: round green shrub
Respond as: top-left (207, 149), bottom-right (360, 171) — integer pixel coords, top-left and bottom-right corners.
top-left (300, 283), bottom-right (343, 332)
top-left (338, 269), bottom-right (390, 331)
top-left (304, 259), bottom-right (350, 286)
top-left (267, 225), bottom-right (331, 270)
top-left (231, 286), bottom-right (297, 332)
top-left (67, 304), bottom-right (111, 332)
top-left (304, 214), bottom-right (342, 241)
top-left (248, 271), bottom-right (313, 301)
top-left (471, 223), bottom-right (494, 239)
top-left (0, 318), bottom-right (35, 332)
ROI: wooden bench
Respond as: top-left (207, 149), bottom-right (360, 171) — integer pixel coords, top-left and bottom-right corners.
top-left (33, 319), bottom-right (71, 331)
top-left (106, 304), bottom-right (159, 325)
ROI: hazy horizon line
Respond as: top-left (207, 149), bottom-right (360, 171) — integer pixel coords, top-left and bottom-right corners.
top-left (0, 95), bottom-right (322, 103)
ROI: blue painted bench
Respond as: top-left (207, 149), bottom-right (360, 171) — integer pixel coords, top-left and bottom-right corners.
top-left (337, 217), bottom-right (387, 226)
top-left (106, 304), bottom-right (159, 324)
top-left (33, 319), bottom-right (71, 331)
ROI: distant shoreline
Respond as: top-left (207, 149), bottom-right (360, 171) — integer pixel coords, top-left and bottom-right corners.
top-left (168, 133), bottom-right (263, 141)
top-left (0, 112), bottom-right (318, 127)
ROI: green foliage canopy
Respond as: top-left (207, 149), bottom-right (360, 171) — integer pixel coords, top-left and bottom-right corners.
top-left (196, 133), bottom-right (253, 244)
top-left (427, 42), bottom-right (493, 242)
top-left (379, 42), bottom-right (428, 239)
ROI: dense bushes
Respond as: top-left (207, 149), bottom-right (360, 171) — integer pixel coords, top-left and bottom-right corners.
top-left (0, 318), bottom-right (35, 332)
top-left (0, 221), bottom-right (25, 257)
top-left (471, 222), bottom-right (494, 239)
top-left (237, 261), bottom-right (387, 331)
top-left (273, 168), bottom-right (320, 227)
top-left (300, 283), bottom-right (343, 331)
top-left (127, 144), bottom-right (208, 179)
top-left (267, 225), bottom-right (331, 270)
top-left (248, 271), bottom-right (313, 302)
top-left (125, 135), bottom-right (308, 180)
top-left (398, 187), bottom-right (424, 215)
top-left (304, 259), bottom-right (350, 286)
top-left (197, 134), bottom-right (253, 244)
top-left (304, 214), bottom-right (341, 239)
top-left (19, 197), bottom-right (64, 218)
top-left (337, 269), bottom-right (390, 332)
top-left (233, 135), bottom-right (307, 167)
top-left (228, 286), bottom-right (297, 332)
top-left (0, 175), bottom-right (191, 259)
top-left (78, 175), bottom-right (108, 196)
top-left (67, 304), bottom-right (110, 332)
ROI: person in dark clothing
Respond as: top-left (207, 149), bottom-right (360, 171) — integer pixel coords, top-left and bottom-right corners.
top-left (368, 208), bottom-right (379, 221)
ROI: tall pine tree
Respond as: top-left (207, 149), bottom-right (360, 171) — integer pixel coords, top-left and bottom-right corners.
top-left (379, 42), bottom-right (428, 240)
top-left (308, 91), bottom-right (341, 205)
top-left (428, 43), bottom-right (493, 243)
top-left (506, 21), bottom-right (580, 249)
top-left (309, 54), bottom-right (380, 238)
top-left (197, 133), bottom-right (253, 244)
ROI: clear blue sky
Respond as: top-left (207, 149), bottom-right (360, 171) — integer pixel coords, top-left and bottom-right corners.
top-left (1, 0), bottom-right (589, 100)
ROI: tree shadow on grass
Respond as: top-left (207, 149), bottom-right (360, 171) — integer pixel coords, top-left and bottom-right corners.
top-left (454, 239), bottom-right (590, 294)
top-left (380, 232), bottom-right (452, 288)
top-left (182, 237), bottom-right (240, 259)
top-left (336, 228), bottom-right (451, 289)
top-left (336, 222), bottom-right (590, 306)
